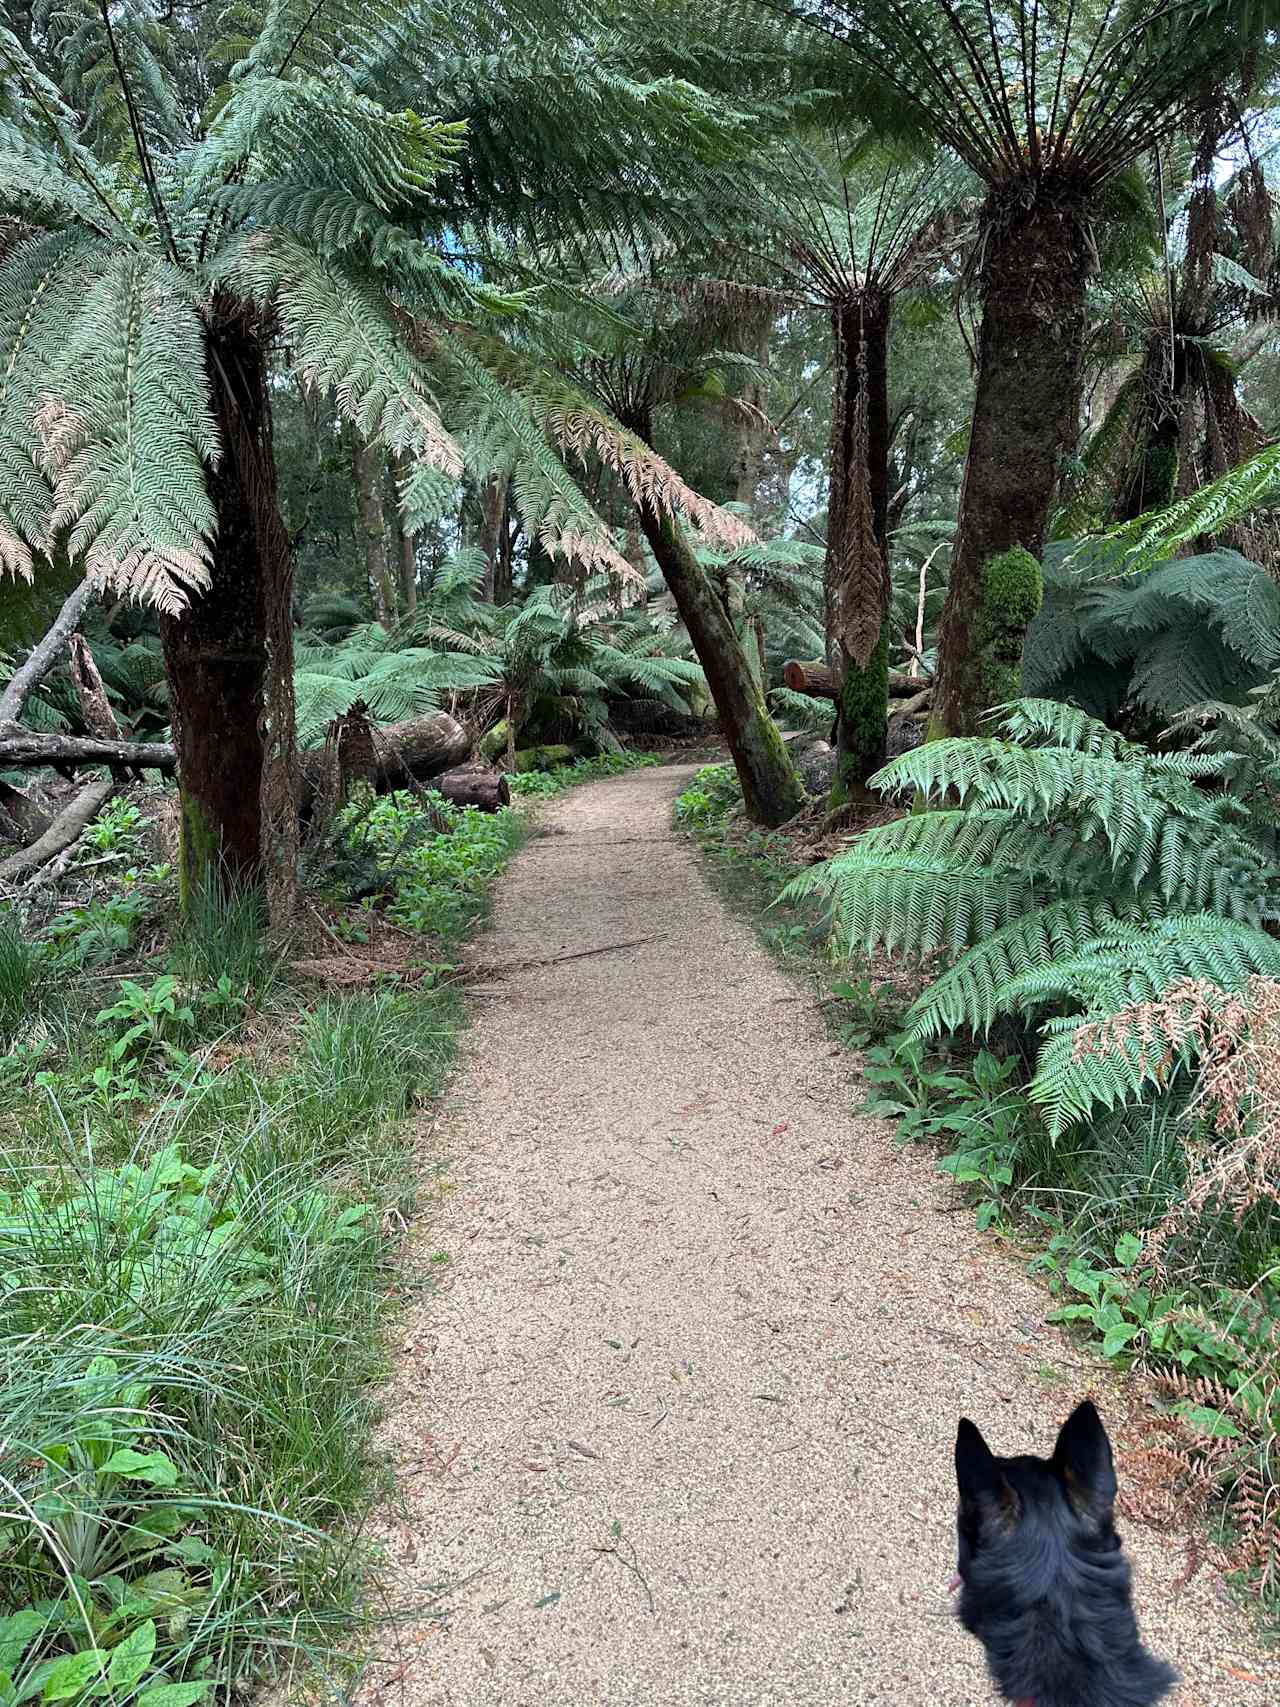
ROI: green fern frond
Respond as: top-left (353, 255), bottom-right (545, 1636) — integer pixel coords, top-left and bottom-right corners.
top-left (905, 894), bottom-right (1167, 1040)
top-left (1101, 442), bottom-right (1280, 570)
top-left (1002, 914), bottom-right (1280, 1017)
top-left (784, 852), bottom-right (1039, 957)
top-left (38, 253), bottom-right (217, 612)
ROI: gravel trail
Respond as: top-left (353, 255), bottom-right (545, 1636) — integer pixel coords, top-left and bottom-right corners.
top-left (359, 765), bottom-right (1276, 1706)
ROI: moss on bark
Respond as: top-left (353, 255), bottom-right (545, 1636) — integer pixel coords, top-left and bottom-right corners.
top-left (971, 545), bottom-right (1043, 711)
top-left (830, 619), bottom-right (890, 809)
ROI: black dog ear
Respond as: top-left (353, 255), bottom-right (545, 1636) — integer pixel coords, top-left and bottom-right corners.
top-left (955, 1417), bottom-right (1002, 1500)
top-left (956, 1418), bottom-right (1020, 1535)
top-left (1051, 1399), bottom-right (1117, 1518)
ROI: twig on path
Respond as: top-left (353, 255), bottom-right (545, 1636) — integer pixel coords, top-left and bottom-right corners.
top-left (468, 934), bottom-right (663, 978)
top-left (591, 1538), bottom-right (656, 1613)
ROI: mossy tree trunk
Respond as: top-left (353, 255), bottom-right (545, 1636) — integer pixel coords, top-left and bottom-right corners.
top-left (352, 431), bottom-right (395, 627)
top-left (825, 291), bottom-right (892, 808)
top-left (159, 298), bottom-right (296, 909)
top-left (933, 190), bottom-right (1089, 736)
top-left (636, 500), bottom-right (803, 828)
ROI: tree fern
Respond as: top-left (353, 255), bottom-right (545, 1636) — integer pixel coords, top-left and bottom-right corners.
top-left (1025, 546), bottom-right (1280, 723)
top-left (786, 698), bottom-right (1280, 1136)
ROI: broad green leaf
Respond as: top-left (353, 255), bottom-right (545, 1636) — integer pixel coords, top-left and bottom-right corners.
top-left (107, 1622), bottom-right (156, 1692)
top-left (100, 1451), bottom-right (177, 1488)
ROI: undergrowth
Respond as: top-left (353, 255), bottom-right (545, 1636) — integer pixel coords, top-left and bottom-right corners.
top-left (0, 775), bottom-right (526, 1707)
top-left (506, 748), bottom-right (662, 798)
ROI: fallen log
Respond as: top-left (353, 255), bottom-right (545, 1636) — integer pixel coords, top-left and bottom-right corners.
top-left (0, 728), bottom-right (175, 770)
top-left (297, 707), bottom-right (472, 814)
top-left (0, 774), bottom-right (116, 883)
top-left (433, 764), bottom-right (510, 811)
top-left (783, 659), bottom-right (934, 700)
top-left (0, 711), bottom-right (471, 805)
top-left (782, 659), bottom-right (838, 699)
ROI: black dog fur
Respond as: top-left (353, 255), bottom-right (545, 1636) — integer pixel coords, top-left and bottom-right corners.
top-left (953, 1401), bottom-right (1178, 1707)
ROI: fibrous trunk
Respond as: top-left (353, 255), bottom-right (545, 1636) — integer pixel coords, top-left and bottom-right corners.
top-left (389, 452), bottom-right (418, 615)
top-left (934, 190), bottom-right (1089, 736)
top-left (825, 291), bottom-right (892, 807)
top-left (636, 501), bottom-right (803, 828)
top-left (159, 298), bottom-right (296, 911)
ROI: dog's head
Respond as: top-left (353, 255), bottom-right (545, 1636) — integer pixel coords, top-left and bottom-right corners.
top-left (955, 1398), bottom-right (1119, 1582)
top-left (952, 1401), bottom-right (1177, 1707)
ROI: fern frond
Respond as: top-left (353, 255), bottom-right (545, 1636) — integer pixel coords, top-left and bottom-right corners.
top-left (36, 253), bottom-right (217, 612)
top-left (906, 894), bottom-right (1167, 1039)
top-left (784, 852), bottom-right (1039, 957)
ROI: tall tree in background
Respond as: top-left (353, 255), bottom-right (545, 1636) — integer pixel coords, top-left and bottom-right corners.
top-left (580, 293), bottom-right (805, 824)
top-left (786, 0), bottom-right (1279, 734)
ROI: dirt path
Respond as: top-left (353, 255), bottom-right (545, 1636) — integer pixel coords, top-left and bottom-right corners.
top-left (361, 765), bottom-right (1276, 1706)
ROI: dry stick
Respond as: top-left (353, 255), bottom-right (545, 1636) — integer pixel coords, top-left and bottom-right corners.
top-left (471, 934), bottom-right (662, 977)
top-left (0, 774), bottom-right (116, 883)
top-left (0, 578), bottom-right (94, 723)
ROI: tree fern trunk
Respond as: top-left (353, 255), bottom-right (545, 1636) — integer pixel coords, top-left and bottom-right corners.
top-left (934, 193), bottom-right (1088, 736)
top-left (826, 292), bottom-right (892, 807)
top-left (636, 501), bottom-right (803, 828)
top-left (159, 300), bottom-right (296, 911)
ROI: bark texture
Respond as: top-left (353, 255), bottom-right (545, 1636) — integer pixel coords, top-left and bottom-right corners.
top-left (353, 432), bottom-right (395, 626)
top-left (637, 502), bottom-right (803, 828)
top-left (934, 191), bottom-right (1090, 736)
top-left (825, 293), bottom-right (892, 806)
top-left (159, 300), bottom-right (296, 905)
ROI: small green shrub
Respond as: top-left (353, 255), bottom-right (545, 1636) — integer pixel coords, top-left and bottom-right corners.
top-left (81, 798), bottom-right (147, 858)
top-left (673, 763), bottom-right (741, 830)
top-left (506, 750), bottom-right (661, 797)
top-left (46, 894), bottom-right (150, 968)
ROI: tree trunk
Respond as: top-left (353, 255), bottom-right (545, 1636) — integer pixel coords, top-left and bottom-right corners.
top-left (824, 292), bottom-right (893, 807)
top-left (159, 299), bottom-right (296, 908)
top-left (933, 192), bottom-right (1086, 736)
top-left (389, 452), bottom-right (418, 616)
top-left (478, 472), bottom-right (509, 603)
top-left (636, 501), bottom-right (803, 827)
top-left (352, 432), bottom-right (395, 627)
top-left (732, 306), bottom-right (772, 512)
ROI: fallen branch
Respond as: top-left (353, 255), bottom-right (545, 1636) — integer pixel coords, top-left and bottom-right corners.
top-left (0, 730), bottom-right (175, 770)
top-left (69, 634), bottom-right (124, 741)
top-left (0, 578), bottom-right (94, 723)
top-left (0, 774), bottom-right (115, 883)
top-left (782, 658), bottom-right (934, 701)
top-left (890, 688), bottom-right (932, 720)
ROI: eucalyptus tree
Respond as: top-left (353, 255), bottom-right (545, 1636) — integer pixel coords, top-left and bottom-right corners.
top-left (0, 0), bottom-right (764, 907)
top-left (778, 0), bottom-right (1280, 734)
